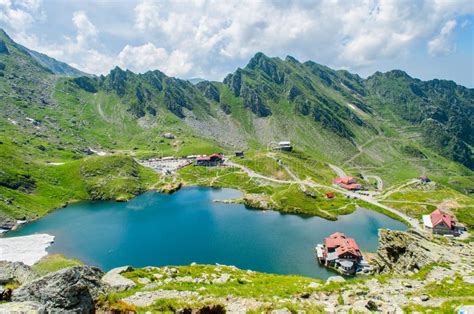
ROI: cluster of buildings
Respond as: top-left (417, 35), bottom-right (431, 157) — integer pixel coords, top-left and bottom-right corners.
top-left (333, 176), bottom-right (362, 191)
top-left (139, 152), bottom-right (226, 174)
top-left (423, 208), bottom-right (465, 236)
top-left (195, 153), bottom-right (224, 167)
top-left (316, 232), bottom-right (369, 275)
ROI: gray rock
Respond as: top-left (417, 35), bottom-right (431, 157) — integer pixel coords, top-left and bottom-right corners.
top-left (0, 261), bottom-right (37, 285)
top-left (0, 274), bottom-right (11, 285)
top-left (326, 276), bottom-right (345, 284)
top-left (213, 273), bottom-right (231, 284)
top-left (102, 266), bottom-right (136, 291)
top-left (420, 294), bottom-right (430, 301)
top-left (122, 290), bottom-right (199, 307)
top-left (0, 301), bottom-right (46, 313)
top-left (366, 300), bottom-right (378, 311)
top-left (0, 216), bottom-right (15, 230)
top-left (137, 277), bottom-right (150, 284)
top-left (308, 282), bottom-right (321, 289)
top-left (12, 265), bottom-right (105, 312)
top-left (176, 276), bottom-right (194, 283)
top-left (371, 229), bottom-right (448, 275)
top-left (463, 275), bottom-right (474, 284)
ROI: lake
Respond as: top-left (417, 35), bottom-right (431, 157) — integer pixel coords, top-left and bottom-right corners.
top-left (6, 187), bottom-right (407, 279)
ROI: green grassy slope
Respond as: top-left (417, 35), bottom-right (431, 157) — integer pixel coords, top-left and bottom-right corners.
top-left (0, 28), bottom-right (472, 225)
top-left (0, 147), bottom-right (158, 221)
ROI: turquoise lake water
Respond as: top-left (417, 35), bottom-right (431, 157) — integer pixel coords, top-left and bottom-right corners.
top-left (7, 187), bottom-right (407, 279)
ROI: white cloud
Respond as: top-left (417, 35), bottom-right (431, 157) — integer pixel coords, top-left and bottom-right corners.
top-left (116, 43), bottom-right (192, 76)
top-left (72, 11), bottom-right (97, 48)
top-left (134, 0), bottom-right (160, 32)
top-left (0, 0), bottom-right (42, 32)
top-left (2, 0), bottom-right (473, 83)
top-left (428, 20), bottom-right (457, 56)
top-left (129, 0), bottom-right (473, 76)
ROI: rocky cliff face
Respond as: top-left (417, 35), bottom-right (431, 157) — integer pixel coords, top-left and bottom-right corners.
top-left (371, 229), bottom-right (437, 274)
top-left (11, 266), bottom-right (105, 313)
top-left (371, 229), bottom-right (470, 275)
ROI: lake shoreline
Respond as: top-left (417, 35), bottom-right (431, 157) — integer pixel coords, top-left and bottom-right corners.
top-left (0, 180), bottom-right (410, 236)
top-left (4, 187), bottom-right (407, 279)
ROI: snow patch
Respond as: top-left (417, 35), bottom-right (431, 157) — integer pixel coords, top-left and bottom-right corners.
top-left (0, 234), bottom-right (55, 266)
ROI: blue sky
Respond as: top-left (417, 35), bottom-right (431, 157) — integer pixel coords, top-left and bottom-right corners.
top-left (1, 0), bottom-right (473, 86)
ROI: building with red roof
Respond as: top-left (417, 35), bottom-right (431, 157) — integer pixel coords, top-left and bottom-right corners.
top-left (422, 208), bottom-right (464, 235)
top-left (316, 232), bottom-right (363, 274)
top-left (333, 176), bottom-right (362, 191)
top-left (333, 176), bottom-right (357, 185)
top-left (325, 192), bottom-right (335, 199)
top-left (195, 153), bottom-right (224, 166)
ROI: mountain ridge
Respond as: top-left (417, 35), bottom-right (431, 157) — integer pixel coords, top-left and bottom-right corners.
top-left (0, 29), bottom-right (473, 224)
top-left (0, 28), bottom-right (86, 77)
top-left (0, 28), bottom-right (472, 169)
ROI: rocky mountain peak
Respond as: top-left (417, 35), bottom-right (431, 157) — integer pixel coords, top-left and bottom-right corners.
top-left (285, 55), bottom-right (300, 64)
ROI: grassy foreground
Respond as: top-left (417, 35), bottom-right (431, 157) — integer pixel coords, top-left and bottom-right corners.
top-left (22, 252), bottom-right (474, 313)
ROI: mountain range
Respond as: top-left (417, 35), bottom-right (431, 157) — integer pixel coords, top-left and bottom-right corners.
top-left (0, 28), bottom-right (473, 221)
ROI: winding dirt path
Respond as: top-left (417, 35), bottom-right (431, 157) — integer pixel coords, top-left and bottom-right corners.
top-left (224, 160), bottom-right (422, 231)
top-left (328, 164), bottom-right (346, 177)
top-left (365, 175), bottom-right (383, 191)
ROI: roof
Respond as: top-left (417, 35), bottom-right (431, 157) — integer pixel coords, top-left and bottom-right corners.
top-left (338, 183), bottom-right (361, 190)
top-left (333, 176), bottom-right (357, 185)
top-left (197, 156), bottom-right (211, 161)
top-left (324, 232), bottom-right (362, 258)
top-left (278, 141), bottom-right (291, 146)
top-left (197, 153), bottom-right (223, 161)
top-left (430, 209), bottom-right (454, 229)
top-left (209, 153), bottom-right (223, 160)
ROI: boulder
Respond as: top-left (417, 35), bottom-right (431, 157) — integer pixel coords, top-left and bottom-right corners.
top-left (326, 276), bottom-right (345, 284)
top-left (0, 301), bottom-right (45, 313)
top-left (213, 273), bottom-right (231, 284)
top-left (12, 265), bottom-right (105, 312)
top-left (138, 277), bottom-right (150, 284)
top-left (101, 266), bottom-right (136, 291)
top-left (0, 216), bottom-right (15, 230)
top-left (365, 300), bottom-right (378, 311)
top-left (463, 275), bottom-right (474, 284)
top-left (308, 282), bottom-right (321, 289)
top-left (0, 261), bottom-right (37, 285)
